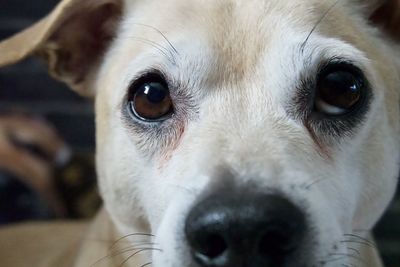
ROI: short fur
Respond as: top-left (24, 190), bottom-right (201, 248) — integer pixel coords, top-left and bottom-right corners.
top-left (0, 0), bottom-right (399, 266)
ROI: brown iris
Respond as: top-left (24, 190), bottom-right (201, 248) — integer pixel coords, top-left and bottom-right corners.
top-left (315, 65), bottom-right (364, 115)
top-left (130, 79), bottom-right (173, 121)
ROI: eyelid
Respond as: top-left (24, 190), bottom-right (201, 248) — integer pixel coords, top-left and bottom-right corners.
top-left (288, 56), bottom-right (374, 142)
top-left (129, 69), bottom-right (169, 90)
top-left (317, 58), bottom-right (360, 74)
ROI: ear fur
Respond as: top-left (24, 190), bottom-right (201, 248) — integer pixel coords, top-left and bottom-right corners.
top-left (0, 0), bottom-right (123, 97)
top-left (357, 0), bottom-right (400, 41)
top-left (370, 0), bottom-right (400, 41)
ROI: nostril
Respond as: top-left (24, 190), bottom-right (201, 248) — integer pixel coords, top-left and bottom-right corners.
top-left (202, 234), bottom-right (227, 258)
top-left (192, 233), bottom-right (227, 259)
top-left (259, 227), bottom-right (293, 255)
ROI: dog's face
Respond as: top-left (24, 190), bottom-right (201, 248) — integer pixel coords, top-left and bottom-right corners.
top-left (1, 0), bottom-right (399, 266)
top-left (94, 0), bottom-right (400, 265)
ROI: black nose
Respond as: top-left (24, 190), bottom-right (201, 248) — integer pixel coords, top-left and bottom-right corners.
top-left (185, 192), bottom-right (307, 267)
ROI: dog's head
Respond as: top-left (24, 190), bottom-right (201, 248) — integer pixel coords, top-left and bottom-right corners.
top-left (1, 0), bottom-right (400, 266)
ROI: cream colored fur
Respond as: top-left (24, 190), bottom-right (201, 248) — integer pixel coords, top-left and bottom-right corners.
top-left (0, 0), bottom-right (399, 266)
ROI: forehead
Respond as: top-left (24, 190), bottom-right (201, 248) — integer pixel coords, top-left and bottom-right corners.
top-left (99, 0), bottom-right (368, 103)
top-left (118, 0), bottom-right (360, 71)
top-left (123, 0), bottom-right (354, 45)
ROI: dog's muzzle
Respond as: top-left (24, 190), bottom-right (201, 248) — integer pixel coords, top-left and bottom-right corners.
top-left (185, 191), bottom-right (307, 267)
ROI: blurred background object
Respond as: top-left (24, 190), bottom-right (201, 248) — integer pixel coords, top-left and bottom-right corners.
top-left (0, 0), bottom-right (100, 222)
top-left (0, 113), bottom-right (68, 223)
top-left (0, 0), bottom-right (398, 265)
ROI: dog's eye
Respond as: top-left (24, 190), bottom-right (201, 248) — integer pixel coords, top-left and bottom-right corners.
top-left (315, 64), bottom-right (365, 116)
top-left (128, 74), bottom-right (173, 122)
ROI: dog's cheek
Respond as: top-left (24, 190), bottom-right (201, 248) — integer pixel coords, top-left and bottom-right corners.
top-left (140, 141), bottom-right (213, 244)
top-left (95, 120), bottom-right (150, 232)
top-left (352, 123), bottom-right (400, 229)
top-left (151, 186), bottom-right (203, 267)
top-left (140, 161), bottom-right (208, 232)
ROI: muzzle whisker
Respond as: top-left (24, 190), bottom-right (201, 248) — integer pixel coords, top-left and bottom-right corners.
top-left (321, 255), bottom-right (348, 265)
top-left (109, 233), bottom-right (155, 251)
top-left (343, 234), bottom-right (376, 248)
top-left (109, 242), bottom-right (160, 253)
top-left (340, 240), bottom-right (377, 250)
top-left (328, 252), bottom-right (368, 266)
top-left (90, 244), bottom-right (159, 267)
top-left (347, 247), bottom-right (361, 256)
top-left (119, 248), bottom-right (162, 267)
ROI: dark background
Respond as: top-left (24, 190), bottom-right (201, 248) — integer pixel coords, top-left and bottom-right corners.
top-left (0, 1), bottom-right (399, 266)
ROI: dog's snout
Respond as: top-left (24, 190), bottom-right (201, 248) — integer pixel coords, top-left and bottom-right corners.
top-left (185, 192), bottom-right (307, 267)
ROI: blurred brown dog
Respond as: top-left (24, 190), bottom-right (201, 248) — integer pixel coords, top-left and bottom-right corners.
top-left (1, 0), bottom-right (400, 266)
top-left (0, 114), bottom-right (66, 216)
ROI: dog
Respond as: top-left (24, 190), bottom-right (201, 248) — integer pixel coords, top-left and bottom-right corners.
top-left (0, 0), bottom-right (399, 266)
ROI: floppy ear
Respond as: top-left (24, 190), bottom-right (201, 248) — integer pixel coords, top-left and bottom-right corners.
top-left (0, 0), bottom-right (123, 97)
top-left (360, 0), bottom-right (400, 41)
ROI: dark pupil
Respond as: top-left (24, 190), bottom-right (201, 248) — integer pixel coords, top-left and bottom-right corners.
top-left (318, 71), bottom-right (362, 109)
top-left (141, 82), bottom-right (167, 103)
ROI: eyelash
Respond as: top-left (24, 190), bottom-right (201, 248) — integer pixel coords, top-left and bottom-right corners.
top-left (293, 60), bottom-right (372, 140)
top-left (121, 70), bottom-right (197, 153)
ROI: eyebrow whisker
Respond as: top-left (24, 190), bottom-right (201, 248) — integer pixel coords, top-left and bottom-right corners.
top-left (300, 0), bottom-right (340, 53)
top-left (131, 22), bottom-right (179, 55)
top-left (126, 36), bottom-right (176, 64)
